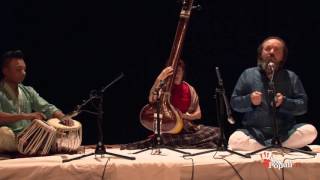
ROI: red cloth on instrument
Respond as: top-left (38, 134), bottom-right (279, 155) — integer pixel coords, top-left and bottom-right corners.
top-left (170, 82), bottom-right (191, 113)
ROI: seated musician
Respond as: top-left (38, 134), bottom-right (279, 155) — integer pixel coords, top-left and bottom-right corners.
top-left (0, 50), bottom-right (73, 153)
top-left (228, 37), bottom-right (317, 151)
top-left (122, 59), bottom-right (220, 149)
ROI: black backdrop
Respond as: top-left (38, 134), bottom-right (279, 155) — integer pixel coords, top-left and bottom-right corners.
top-left (0, 1), bottom-right (319, 145)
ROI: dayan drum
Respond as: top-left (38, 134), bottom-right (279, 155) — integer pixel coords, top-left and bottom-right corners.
top-left (17, 119), bottom-right (57, 155)
top-left (47, 118), bottom-right (82, 153)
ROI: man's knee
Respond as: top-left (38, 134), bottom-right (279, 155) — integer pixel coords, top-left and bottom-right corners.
top-left (0, 126), bottom-right (15, 137)
top-left (298, 124), bottom-right (318, 143)
top-left (228, 131), bottom-right (250, 149)
top-left (0, 126), bottom-right (17, 152)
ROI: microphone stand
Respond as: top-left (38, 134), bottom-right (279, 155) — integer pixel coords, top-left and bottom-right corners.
top-left (63, 73), bottom-right (135, 163)
top-left (184, 67), bottom-right (250, 158)
top-left (132, 81), bottom-right (190, 155)
top-left (246, 67), bottom-right (316, 156)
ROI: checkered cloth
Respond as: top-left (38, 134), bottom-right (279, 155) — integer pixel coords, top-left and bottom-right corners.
top-left (121, 123), bottom-right (220, 150)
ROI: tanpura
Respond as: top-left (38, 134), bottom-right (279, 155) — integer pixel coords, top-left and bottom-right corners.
top-left (140, 0), bottom-right (195, 134)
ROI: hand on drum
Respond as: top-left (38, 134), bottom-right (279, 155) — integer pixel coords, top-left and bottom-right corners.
top-left (60, 117), bottom-right (74, 126)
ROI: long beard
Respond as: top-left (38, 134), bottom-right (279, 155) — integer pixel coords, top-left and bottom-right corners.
top-left (257, 57), bottom-right (279, 77)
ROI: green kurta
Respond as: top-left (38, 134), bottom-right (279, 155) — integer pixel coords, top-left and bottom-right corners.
top-left (0, 81), bottom-right (60, 134)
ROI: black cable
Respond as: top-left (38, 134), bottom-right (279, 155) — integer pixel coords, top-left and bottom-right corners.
top-left (183, 156), bottom-right (195, 180)
top-left (212, 151), bottom-right (244, 180)
top-left (281, 153), bottom-right (316, 180)
top-left (101, 157), bottom-right (111, 180)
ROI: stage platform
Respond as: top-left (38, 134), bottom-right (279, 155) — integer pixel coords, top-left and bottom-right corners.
top-left (1, 145), bottom-right (320, 180)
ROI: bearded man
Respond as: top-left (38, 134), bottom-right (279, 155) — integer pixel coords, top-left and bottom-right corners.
top-left (228, 36), bottom-right (317, 151)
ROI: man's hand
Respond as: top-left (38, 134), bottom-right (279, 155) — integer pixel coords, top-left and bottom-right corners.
top-left (250, 91), bottom-right (263, 106)
top-left (52, 111), bottom-right (75, 126)
top-left (275, 93), bottom-right (284, 107)
top-left (60, 117), bottom-right (74, 126)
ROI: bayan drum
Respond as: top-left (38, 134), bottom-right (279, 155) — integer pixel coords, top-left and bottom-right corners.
top-left (17, 119), bottom-right (57, 155)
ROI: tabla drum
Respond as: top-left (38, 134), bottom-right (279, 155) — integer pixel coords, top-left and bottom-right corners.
top-left (47, 118), bottom-right (82, 153)
top-left (17, 119), bottom-right (57, 155)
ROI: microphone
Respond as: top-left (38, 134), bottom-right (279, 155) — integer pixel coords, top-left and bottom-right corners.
top-left (192, 4), bottom-right (202, 11)
top-left (215, 67), bottom-right (223, 86)
top-left (227, 114), bottom-right (235, 125)
top-left (62, 110), bottom-right (80, 119)
top-left (215, 67), bottom-right (235, 124)
top-left (267, 62), bottom-right (276, 82)
top-left (267, 62), bottom-right (275, 71)
top-left (223, 93), bottom-right (235, 124)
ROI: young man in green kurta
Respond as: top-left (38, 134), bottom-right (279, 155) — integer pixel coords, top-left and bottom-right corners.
top-left (0, 50), bottom-right (73, 152)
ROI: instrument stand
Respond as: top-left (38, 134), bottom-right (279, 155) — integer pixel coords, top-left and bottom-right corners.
top-left (63, 73), bottom-right (135, 163)
top-left (184, 67), bottom-right (250, 158)
top-left (246, 70), bottom-right (316, 156)
top-left (132, 82), bottom-right (190, 155)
